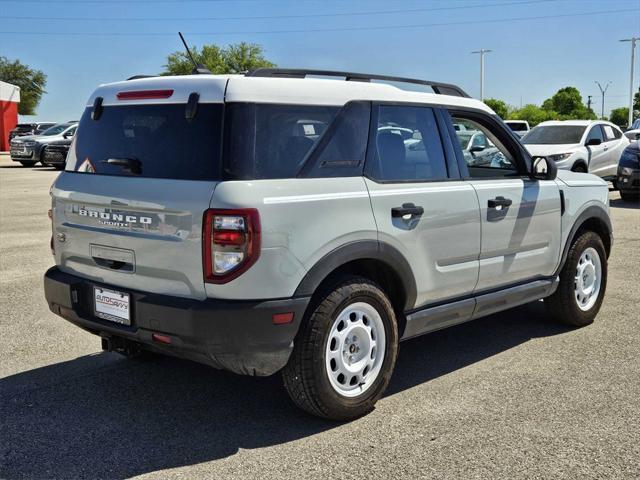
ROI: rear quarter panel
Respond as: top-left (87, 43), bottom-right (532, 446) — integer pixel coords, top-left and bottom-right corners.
top-left (206, 177), bottom-right (377, 300)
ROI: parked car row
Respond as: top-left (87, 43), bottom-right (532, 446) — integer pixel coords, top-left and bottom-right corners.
top-left (9, 121), bottom-right (77, 169)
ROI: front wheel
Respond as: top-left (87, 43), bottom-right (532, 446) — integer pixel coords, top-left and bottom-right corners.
top-left (572, 164), bottom-right (587, 173)
top-left (19, 161), bottom-right (36, 167)
top-left (282, 277), bottom-right (398, 420)
top-left (545, 231), bottom-right (607, 327)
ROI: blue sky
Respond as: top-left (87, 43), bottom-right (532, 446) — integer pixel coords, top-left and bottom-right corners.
top-left (2, 0), bottom-right (639, 122)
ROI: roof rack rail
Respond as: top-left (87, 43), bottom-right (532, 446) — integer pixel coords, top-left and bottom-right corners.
top-left (127, 75), bottom-right (158, 81)
top-left (245, 68), bottom-right (470, 98)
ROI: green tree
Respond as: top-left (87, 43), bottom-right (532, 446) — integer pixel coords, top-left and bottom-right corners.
top-left (484, 98), bottom-right (510, 119)
top-left (541, 86), bottom-right (596, 120)
top-left (609, 107), bottom-right (629, 127)
top-left (0, 56), bottom-right (47, 115)
top-left (510, 104), bottom-right (558, 127)
top-left (161, 42), bottom-right (275, 75)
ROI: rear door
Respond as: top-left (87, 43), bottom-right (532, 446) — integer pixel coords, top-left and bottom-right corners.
top-left (53, 79), bottom-right (227, 300)
top-left (600, 124), bottom-right (627, 178)
top-left (446, 111), bottom-right (561, 290)
top-left (364, 104), bottom-right (481, 309)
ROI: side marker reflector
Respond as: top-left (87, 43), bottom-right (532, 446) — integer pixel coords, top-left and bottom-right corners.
top-left (272, 312), bottom-right (294, 325)
top-left (152, 333), bottom-right (172, 344)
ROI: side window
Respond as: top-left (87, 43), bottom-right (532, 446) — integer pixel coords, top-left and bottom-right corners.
top-left (450, 115), bottom-right (517, 178)
top-left (602, 125), bottom-right (617, 141)
top-left (365, 105), bottom-right (448, 182)
top-left (586, 125), bottom-right (605, 143)
top-left (305, 102), bottom-right (371, 178)
top-left (223, 103), bottom-right (339, 179)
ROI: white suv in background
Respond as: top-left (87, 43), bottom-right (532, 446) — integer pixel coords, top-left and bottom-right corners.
top-left (522, 120), bottom-right (630, 180)
top-left (504, 120), bottom-right (530, 138)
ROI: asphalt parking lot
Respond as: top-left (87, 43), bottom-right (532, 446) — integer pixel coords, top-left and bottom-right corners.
top-left (0, 153), bottom-right (638, 479)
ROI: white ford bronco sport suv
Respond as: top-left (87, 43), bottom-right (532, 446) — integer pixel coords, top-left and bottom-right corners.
top-left (44, 69), bottom-right (612, 420)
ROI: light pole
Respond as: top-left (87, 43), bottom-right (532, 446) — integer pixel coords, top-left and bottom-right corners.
top-left (595, 81), bottom-right (611, 119)
top-left (620, 37), bottom-right (639, 127)
top-left (471, 49), bottom-right (491, 101)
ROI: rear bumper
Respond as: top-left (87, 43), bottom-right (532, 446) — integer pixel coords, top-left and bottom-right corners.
top-left (44, 266), bottom-right (310, 376)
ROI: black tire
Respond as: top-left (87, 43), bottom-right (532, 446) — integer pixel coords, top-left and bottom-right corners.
top-left (572, 164), bottom-right (587, 173)
top-left (620, 191), bottom-right (639, 202)
top-left (19, 161), bottom-right (37, 167)
top-left (282, 276), bottom-right (399, 420)
top-left (53, 164), bottom-right (65, 171)
top-left (545, 231), bottom-right (607, 327)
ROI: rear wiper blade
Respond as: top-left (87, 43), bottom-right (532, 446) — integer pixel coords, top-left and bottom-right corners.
top-left (103, 158), bottom-right (142, 175)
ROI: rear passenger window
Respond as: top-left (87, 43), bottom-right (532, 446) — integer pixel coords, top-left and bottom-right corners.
top-left (602, 125), bottom-right (618, 141)
top-left (365, 105), bottom-right (448, 182)
top-left (224, 103), bottom-right (338, 180)
top-left (304, 101), bottom-right (371, 178)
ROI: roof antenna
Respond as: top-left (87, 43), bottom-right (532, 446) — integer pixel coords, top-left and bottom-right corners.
top-left (179, 32), bottom-right (212, 75)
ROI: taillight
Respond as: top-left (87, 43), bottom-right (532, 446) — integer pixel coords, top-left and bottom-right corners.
top-left (48, 208), bottom-right (54, 254)
top-left (203, 209), bottom-right (260, 284)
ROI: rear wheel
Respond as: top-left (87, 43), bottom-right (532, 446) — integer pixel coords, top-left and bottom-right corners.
top-left (19, 161), bottom-right (36, 167)
top-left (282, 277), bottom-right (398, 420)
top-left (545, 231), bottom-right (607, 327)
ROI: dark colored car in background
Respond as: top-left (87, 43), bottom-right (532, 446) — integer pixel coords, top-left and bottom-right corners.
top-left (42, 139), bottom-right (72, 170)
top-left (10, 122), bottom-right (77, 167)
top-left (617, 142), bottom-right (640, 201)
top-left (8, 122), bottom-right (56, 141)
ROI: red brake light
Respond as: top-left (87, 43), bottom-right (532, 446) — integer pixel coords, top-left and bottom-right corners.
top-left (203, 209), bottom-right (261, 284)
top-left (116, 89), bottom-right (174, 100)
top-left (213, 231), bottom-right (246, 246)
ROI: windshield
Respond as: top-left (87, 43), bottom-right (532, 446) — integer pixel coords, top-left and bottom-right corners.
top-left (41, 124), bottom-right (71, 136)
top-left (522, 125), bottom-right (586, 145)
top-left (506, 122), bottom-right (528, 132)
top-left (66, 104), bottom-right (223, 180)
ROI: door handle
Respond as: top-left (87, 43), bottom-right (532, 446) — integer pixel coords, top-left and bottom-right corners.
top-left (488, 196), bottom-right (512, 209)
top-left (603, 145), bottom-right (609, 151)
top-left (391, 203), bottom-right (424, 218)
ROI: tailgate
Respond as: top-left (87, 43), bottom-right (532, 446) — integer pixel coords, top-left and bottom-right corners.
top-left (52, 77), bottom-right (227, 300)
top-left (52, 173), bottom-right (217, 300)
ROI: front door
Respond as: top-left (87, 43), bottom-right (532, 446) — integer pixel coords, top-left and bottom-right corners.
top-left (364, 104), bottom-right (481, 309)
top-left (447, 111), bottom-right (562, 291)
top-left (584, 124), bottom-right (608, 175)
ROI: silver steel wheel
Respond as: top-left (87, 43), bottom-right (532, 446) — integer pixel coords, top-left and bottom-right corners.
top-left (574, 247), bottom-right (602, 311)
top-left (325, 302), bottom-right (386, 398)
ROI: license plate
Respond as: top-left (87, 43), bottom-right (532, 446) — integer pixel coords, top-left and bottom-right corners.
top-left (94, 287), bottom-right (131, 325)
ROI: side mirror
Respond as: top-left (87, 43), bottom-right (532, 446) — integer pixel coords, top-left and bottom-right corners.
top-left (531, 156), bottom-right (557, 181)
top-left (470, 145), bottom-right (485, 153)
top-left (585, 138), bottom-right (602, 146)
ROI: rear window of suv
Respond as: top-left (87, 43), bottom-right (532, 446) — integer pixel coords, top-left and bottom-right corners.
top-left (66, 104), bottom-right (223, 180)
